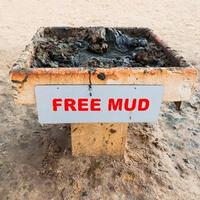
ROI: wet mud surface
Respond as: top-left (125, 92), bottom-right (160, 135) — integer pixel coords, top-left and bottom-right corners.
top-left (32, 28), bottom-right (174, 68)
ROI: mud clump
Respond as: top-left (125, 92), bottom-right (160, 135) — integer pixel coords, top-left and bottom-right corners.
top-left (31, 28), bottom-right (172, 68)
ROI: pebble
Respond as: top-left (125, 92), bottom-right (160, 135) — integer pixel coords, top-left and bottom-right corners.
top-left (81, 191), bottom-right (88, 197)
top-left (183, 158), bottom-right (190, 164)
top-left (168, 185), bottom-right (174, 190)
top-left (192, 132), bottom-right (197, 136)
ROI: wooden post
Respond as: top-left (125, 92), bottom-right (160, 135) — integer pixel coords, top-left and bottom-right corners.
top-left (71, 123), bottom-right (128, 156)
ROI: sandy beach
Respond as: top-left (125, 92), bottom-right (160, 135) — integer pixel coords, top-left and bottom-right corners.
top-left (0, 0), bottom-right (200, 199)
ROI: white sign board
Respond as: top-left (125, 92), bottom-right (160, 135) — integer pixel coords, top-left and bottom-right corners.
top-left (35, 85), bottom-right (163, 124)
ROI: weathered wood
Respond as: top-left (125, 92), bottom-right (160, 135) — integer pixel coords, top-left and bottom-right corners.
top-left (9, 27), bottom-right (198, 157)
top-left (71, 123), bottom-right (128, 156)
top-left (174, 101), bottom-right (182, 110)
top-left (10, 67), bottom-right (197, 104)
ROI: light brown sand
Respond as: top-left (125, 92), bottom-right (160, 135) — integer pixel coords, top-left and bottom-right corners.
top-left (0, 0), bottom-right (200, 199)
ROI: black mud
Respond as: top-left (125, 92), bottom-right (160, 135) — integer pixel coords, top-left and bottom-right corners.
top-left (31, 28), bottom-right (175, 68)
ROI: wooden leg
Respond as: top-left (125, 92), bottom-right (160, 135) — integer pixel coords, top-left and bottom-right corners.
top-left (174, 101), bottom-right (182, 110)
top-left (71, 123), bottom-right (128, 156)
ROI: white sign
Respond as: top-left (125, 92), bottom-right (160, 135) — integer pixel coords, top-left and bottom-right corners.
top-left (35, 85), bottom-right (163, 124)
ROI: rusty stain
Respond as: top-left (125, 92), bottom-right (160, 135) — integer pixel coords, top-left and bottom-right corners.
top-left (110, 129), bottom-right (117, 134)
top-left (73, 128), bottom-right (78, 132)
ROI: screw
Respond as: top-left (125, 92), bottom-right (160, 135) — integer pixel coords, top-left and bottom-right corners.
top-left (97, 72), bottom-right (106, 80)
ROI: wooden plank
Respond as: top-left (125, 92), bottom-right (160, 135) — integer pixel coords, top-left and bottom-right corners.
top-left (10, 67), bottom-right (197, 104)
top-left (10, 68), bottom-right (90, 104)
top-left (71, 123), bottom-right (128, 156)
top-left (91, 67), bottom-right (197, 102)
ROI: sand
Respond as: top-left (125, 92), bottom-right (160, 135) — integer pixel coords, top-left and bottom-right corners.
top-left (0, 0), bottom-right (200, 199)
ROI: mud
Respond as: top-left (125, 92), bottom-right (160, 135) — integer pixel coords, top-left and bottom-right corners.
top-left (31, 28), bottom-right (174, 68)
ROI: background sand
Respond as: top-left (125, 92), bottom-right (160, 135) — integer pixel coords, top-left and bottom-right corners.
top-left (0, 0), bottom-right (200, 199)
